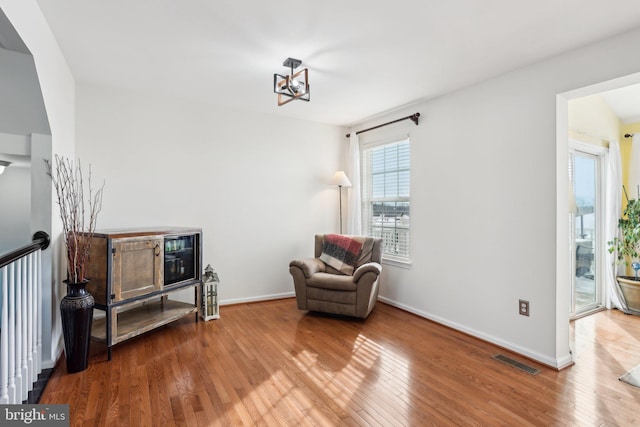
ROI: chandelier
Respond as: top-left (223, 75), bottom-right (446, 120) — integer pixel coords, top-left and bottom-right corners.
top-left (273, 58), bottom-right (310, 106)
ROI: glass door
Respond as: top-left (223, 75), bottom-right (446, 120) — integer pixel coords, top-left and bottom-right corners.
top-left (164, 234), bottom-right (196, 286)
top-left (569, 145), bottom-right (605, 317)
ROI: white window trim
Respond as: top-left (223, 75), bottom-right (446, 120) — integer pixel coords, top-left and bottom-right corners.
top-left (382, 256), bottom-right (412, 269)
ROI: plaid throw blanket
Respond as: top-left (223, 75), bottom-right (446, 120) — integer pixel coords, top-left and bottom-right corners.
top-left (319, 234), bottom-right (365, 275)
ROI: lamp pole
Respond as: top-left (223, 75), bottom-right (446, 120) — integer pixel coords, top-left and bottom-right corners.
top-left (331, 171), bottom-right (352, 235)
top-left (339, 185), bottom-right (344, 234)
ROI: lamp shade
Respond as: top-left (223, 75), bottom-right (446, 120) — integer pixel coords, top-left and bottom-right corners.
top-left (331, 171), bottom-right (352, 187)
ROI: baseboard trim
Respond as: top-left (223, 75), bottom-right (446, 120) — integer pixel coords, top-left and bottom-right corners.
top-left (378, 296), bottom-right (570, 370)
top-left (221, 291), bottom-right (295, 306)
top-left (41, 359), bottom-right (57, 370)
top-left (41, 341), bottom-right (64, 370)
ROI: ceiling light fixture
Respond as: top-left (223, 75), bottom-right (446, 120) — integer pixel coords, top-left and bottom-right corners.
top-left (0, 160), bottom-right (11, 175)
top-left (273, 57), bottom-right (310, 106)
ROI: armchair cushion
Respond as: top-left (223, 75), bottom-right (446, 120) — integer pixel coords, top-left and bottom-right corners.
top-left (307, 272), bottom-right (357, 291)
top-left (319, 234), bottom-right (366, 275)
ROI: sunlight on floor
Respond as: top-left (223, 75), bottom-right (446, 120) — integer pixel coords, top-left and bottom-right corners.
top-left (574, 311), bottom-right (640, 366)
top-left (570, 310), bottom-right (640, 423)
top-left (235, 332), bottom-right (412, 424)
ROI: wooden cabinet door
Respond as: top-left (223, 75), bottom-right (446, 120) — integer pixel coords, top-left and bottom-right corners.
top-left (112, 238), bottom-right (163, 302)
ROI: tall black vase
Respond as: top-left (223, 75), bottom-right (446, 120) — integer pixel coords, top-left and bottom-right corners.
top-left (60, 279), bottom-right (94, 373)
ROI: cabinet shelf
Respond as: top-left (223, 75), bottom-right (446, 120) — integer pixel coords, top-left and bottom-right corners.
top-left (92, 297), bottom-right (198, 345)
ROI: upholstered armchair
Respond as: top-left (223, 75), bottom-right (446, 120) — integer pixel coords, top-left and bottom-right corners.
top-left (289, 234), bottom-right (383, 319)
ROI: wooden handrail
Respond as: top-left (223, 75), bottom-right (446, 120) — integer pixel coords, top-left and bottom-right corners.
top-left (0, 231), bottom-right (50, 269)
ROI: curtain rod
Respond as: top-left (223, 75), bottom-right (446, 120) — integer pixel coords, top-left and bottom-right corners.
top-left (345, 112), bottom-right (420, 138)
top-left (625, 133), bottom-right (635, 138)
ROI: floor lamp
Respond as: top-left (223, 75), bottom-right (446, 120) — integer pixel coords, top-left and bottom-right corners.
top-left (331, 171), bottom-right (352, 234)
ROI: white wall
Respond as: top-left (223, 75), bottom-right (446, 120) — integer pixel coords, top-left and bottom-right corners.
top-left (352, 27), bottom-right (640, 368)
top-left (0, 34), bottom-right (48, 257)
top-left (368, 82), bottom-right (563, 367)
top-left (0, 165), bottom-right (30, 252)
top-left (0, 132), bottom-right (30, 253)
top-left (1, 0), bottom-right (76, 367)
top-left (0, 46), bottom-right (49, 135)
top-left (76, 83), bottom-right (345, 303)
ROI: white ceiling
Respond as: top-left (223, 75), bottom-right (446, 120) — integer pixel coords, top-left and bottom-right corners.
top-left (30, 0), bottom-right (640, 126)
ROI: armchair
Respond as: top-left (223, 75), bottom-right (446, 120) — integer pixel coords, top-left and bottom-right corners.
top-left (289, 234), bottom-right (383, 319)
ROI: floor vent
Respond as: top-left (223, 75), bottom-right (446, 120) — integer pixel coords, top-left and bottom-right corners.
top-left (492, 354), bottom-right (540, 375)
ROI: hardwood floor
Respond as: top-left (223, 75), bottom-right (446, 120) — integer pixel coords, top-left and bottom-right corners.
top-left (40, 299), bottom-right (640, 426)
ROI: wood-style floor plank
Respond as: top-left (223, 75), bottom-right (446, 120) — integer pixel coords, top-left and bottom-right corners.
top-left (40, 299), bottom-right (640, 425)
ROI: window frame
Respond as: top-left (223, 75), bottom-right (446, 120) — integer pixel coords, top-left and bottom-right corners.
top-left (360, 137), bottom-right (411, 265)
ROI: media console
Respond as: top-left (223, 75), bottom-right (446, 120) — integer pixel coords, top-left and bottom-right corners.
top-left (84, 227), bottom-right (202, 359)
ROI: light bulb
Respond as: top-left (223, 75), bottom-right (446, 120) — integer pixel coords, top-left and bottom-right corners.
top-left (289, 79), bottom-right (300, 93)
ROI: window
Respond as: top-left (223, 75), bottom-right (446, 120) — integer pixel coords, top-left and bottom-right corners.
top-left (361, 138), bottom-right (410, 261)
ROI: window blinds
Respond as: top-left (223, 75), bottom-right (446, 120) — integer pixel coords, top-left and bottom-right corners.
top-left (361, 139), bottom-right (410, 260)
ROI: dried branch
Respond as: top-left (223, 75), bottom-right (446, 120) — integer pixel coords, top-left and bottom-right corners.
top-left (46, 155), bottom-right (105, 283)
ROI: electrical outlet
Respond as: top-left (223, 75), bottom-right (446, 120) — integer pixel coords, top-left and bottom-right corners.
top-left (519, 299), bottom-right (530, 316)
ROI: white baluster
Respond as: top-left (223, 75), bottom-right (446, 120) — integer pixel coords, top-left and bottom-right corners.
top-left (20, 259), bottom-right (28, 401)
top-left (0, 266), bottom-right (8, 403)
top-left (35, 250), bottom-right (42, 376)
top-left (14, 259), bottom-right (22, 404)
top-left (26, 253), bottom-right (34, 389)
top-left (7, 264), bottom-right (16, 403)
top-left (1, 248), bottom-right (44, 403)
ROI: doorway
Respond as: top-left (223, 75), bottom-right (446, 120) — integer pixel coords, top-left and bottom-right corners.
top-left (569, 141), bottom-right (606, 318)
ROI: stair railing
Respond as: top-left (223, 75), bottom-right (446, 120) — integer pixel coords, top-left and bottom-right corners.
top-left (0, 231), bottom-right (50, 404)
